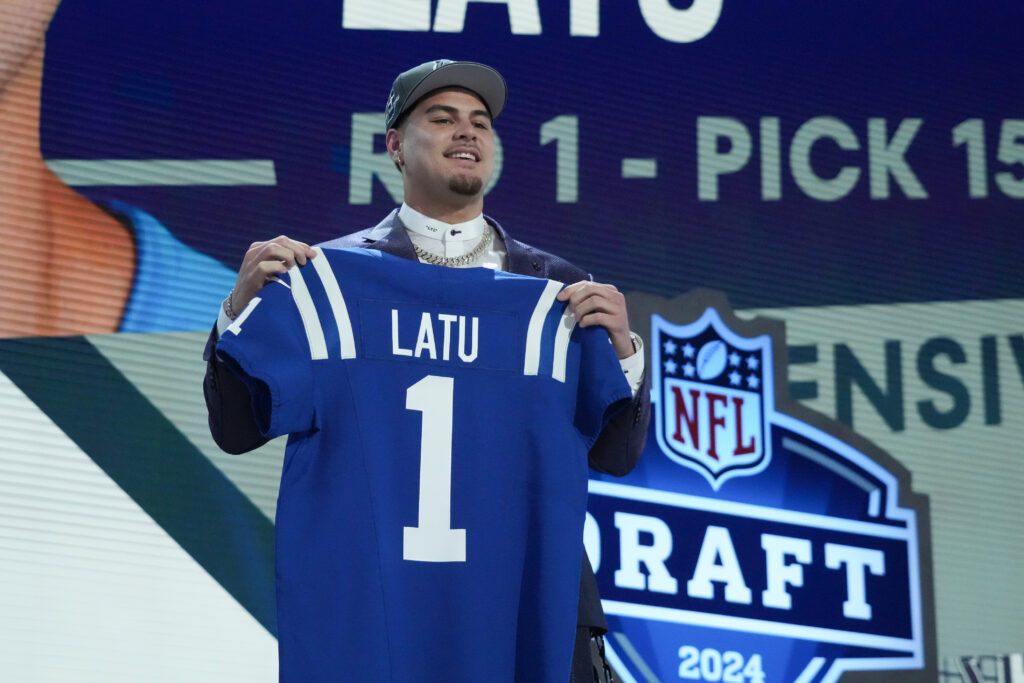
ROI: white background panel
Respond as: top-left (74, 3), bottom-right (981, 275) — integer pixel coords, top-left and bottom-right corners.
top-left (0, 371), bottom-right (278, 682)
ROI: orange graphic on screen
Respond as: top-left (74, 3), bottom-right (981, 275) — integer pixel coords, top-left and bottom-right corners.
top-left (2, 0), bottom-right (240, 337)
top-left (0, 0), bottom-right (137, 338)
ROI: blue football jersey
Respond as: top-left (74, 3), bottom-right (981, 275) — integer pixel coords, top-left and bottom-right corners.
top-left (216, 247), bottom-right (632, 682)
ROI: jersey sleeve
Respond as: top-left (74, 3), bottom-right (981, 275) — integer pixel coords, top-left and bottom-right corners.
top-left (574, 324), bottom-right (634, 449)
top-left (214, 274), bottom-right (316, 438)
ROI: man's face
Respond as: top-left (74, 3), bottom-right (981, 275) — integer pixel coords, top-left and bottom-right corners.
top-left (388, 88), bottom-right (495, 204)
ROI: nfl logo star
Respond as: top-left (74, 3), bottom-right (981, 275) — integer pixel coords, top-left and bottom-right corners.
top-left (652, 309), bottom-right (774, 489)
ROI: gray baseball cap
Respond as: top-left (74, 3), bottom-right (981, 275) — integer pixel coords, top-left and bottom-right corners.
top-left (384, 59), bottom-right (507, 130)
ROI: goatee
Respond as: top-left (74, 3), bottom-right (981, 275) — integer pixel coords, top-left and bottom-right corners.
top-left (449, 175), bottom-right (483, 196)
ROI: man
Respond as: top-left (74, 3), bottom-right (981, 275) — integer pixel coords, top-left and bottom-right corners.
top-left (204, 59), bottom-right (651, 681)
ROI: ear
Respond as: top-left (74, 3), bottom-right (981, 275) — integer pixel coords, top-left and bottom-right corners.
top-left (385, 129), bottom-right (403, 165)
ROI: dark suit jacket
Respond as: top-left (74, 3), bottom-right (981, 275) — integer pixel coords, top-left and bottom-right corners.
top-left (203, 210), bottom-right (652, 633)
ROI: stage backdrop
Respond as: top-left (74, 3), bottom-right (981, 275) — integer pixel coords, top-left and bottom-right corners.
top-left (1, 1), bottom-right (1021, 680)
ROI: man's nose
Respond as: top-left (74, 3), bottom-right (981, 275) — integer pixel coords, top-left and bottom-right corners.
top-left (453, 119), bottom-right (477, 139)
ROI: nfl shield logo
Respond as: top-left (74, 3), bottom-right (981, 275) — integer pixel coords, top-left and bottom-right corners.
top-left (652, 309), bottom-right (774, 489)
top-left (586, 291), bottom-right (933, 683)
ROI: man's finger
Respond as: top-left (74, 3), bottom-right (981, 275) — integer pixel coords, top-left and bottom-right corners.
top-left (255, 242), bottom-right (305, 268)
top-left (252, 237), bottom-right (316, 266)
top-left (256, 260), bottom-right (289, 278)
top-left (556, 280), bottom-right (588, 301)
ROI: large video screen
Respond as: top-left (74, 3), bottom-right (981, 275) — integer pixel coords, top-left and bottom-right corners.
top-left (1, 1), bottom-right (1021, 680)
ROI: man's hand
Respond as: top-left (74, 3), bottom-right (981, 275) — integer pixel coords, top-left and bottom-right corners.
top-left (557, 281), bottom-right (635, 359)
top-left (230, 236), bottom-right (317, 313)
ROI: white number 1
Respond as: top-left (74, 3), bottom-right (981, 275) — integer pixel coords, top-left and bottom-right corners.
top-left (402, 375), bottom-right (467, 562)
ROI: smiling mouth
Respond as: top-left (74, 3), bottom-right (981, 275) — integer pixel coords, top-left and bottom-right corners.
top-left (446, 151), bottom-right (479, 162)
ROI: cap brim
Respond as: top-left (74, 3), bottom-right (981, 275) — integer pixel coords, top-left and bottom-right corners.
top-left (404, 62), bottom-right (507, 122)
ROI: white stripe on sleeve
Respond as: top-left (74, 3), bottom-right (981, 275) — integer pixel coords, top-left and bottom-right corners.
top-left (310, 248), bottom-right (357, 359)
top-left (524, 280), bottom-right (563, 376)
top-left (289, 266), bottom-right (328, 360)
top-left (551, 308), bottom-right (578, 383)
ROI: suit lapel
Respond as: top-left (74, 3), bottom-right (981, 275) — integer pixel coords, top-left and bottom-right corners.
top-left (489, 217), bottom-right (545, 277)
top-left (354, 210), bottom-right (416, 261)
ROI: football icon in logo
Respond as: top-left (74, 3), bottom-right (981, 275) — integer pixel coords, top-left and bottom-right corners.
top-left (695, 339), bottom-right (727, 380)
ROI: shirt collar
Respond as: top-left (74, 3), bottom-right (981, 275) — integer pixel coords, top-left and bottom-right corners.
top-left (398, 203), bottom-right (487, 245)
